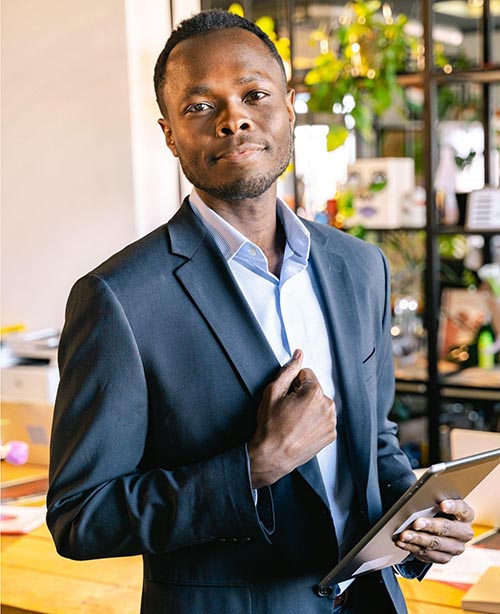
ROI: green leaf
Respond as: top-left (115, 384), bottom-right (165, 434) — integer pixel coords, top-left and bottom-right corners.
top-left (326, 125), bottom-right (350, 151)
top-left (369, 177), bottom-right (387, 192)
top-left (352, 103), bottom-right (374, 141)
top-left (371, 85), bottom-right (393, 114)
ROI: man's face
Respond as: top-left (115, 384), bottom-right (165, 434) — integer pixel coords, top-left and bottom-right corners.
top-left (158, 28), bottom-right (295, 202)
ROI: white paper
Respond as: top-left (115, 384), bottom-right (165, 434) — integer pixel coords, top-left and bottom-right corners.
top-left (424, 545), bottom-right (500, 585)
top-left (0, 504), bottom-right (46, 534)
top-left (393, 505), bottom-right (440, 536)
top-left (352, 553), bottom-right (404, 576)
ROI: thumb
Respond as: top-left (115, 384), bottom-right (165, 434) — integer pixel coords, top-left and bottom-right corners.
top-left (270, 349), bottom-right (303, 400)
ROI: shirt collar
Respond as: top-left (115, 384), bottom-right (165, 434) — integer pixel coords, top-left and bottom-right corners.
top-left (188, 188), bottom-right (310, 263)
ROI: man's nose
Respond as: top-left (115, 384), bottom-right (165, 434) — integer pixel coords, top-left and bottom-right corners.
top-left (215, 102), bottom-right (253, 136)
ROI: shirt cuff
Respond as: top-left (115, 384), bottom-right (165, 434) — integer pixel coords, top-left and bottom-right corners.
top-left (244, 443), bottom-right (258, 505)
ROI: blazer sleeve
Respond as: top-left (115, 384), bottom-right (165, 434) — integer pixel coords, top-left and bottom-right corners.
top-left (373, 249), bottom-right (417, 504)
top-left (47, 274), bottom-right (274, 560)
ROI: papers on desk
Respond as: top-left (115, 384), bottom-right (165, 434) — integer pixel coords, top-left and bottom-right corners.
top-left (1, 504), bottom-right (46, 534)
top-left (425, 544), bottom-right (500, 586)
top-left (462, 566), bottom-right (500, 613)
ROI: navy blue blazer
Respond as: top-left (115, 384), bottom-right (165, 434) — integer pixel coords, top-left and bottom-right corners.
top-left (47, 199), bottom-right (421, 613)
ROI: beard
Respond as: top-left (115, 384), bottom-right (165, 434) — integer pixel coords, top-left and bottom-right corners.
top-left (180, 128), bottom-right (294, 202)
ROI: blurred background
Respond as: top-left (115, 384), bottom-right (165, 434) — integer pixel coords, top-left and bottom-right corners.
top-left (2, 1), bottom-right (500, 466)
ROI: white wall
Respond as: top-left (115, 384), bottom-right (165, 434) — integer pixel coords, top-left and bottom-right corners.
top-left (1, 0), bottom-right (188, 333)
top-left (125, 0), bottom-right (181, 237)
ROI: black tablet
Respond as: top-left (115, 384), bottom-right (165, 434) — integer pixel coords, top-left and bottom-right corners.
top-left (317, 447), bottom-right (500, 589)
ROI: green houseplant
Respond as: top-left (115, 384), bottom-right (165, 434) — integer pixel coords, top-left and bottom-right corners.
top-left (304, 0), bottom-right (447, 150)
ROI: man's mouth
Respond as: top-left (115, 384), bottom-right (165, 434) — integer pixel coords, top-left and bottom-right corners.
top-left (214, 143), bottom-right (266, 163)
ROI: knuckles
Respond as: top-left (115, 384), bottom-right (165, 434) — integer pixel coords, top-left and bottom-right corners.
top-left (429, 537), bottom-right (440, 550)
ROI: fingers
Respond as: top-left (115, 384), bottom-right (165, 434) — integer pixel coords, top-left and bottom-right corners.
top-left (439, 499), bottom-right (475, 523)
top-left (252, 349), bottom-right (336, 487)
top-left (395, 530), bottom-right (466, 564)
top-left (411, 515), bottom-right (474, 542)
top-left (268, 349), bottom-right (304, 400)
top-left (396, 519), bottom-right (472, 563)
top-left (395, 499), bottom-right (474, 564)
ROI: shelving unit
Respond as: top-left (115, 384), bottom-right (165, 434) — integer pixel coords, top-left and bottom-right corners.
top-left (200, 0), bottom-right (500, 463)
top-left (422, 0), bottom-right (500, 462)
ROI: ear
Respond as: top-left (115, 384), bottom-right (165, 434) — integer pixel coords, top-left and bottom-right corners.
top-left (158, 118), bottom-right (178, 158)
top-left (286, 88), bottom-right (296, 127)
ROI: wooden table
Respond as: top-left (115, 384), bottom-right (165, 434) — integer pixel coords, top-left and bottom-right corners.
top-left (1, 463), bottom-right (473, 613)
top-left (1, 463), bottom-right (142, 614)
top-left (399, 577), bottom-right (469, 614)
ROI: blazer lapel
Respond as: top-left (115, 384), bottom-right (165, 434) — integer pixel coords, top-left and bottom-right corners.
top-left (168, 200), bottom-right (280, 399)
top-left (307, 226), bottom-right (373, 509)
top-left (168, 203), bottom-right (360, 510)
top-left (295, 459), bottom-right (330, 510)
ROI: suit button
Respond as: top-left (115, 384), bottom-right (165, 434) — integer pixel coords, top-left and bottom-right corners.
top-left (219, 538), bottom-right (227, 542)
top-left (313, 585), bottom-right (332, 598)
top-left (229, 537), bottom-right (238, 543)
top-left (244, 537), bottom-right (252, 542)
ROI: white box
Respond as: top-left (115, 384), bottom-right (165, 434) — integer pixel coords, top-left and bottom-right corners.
top-left (344, 157), bottom-right (415, 228)
top-left (1, 365), bottom-right (59, 405)
top-left (466, 188), bottom-right (500, 230)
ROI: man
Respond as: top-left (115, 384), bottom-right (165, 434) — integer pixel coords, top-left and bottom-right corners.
top-left (47, 10), bottom-right (473, 614)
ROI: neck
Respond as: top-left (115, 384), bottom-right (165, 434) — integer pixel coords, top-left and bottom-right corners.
top-left (195, 186), bottom-right (286, 277)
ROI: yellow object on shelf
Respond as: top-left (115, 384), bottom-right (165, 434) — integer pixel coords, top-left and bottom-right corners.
top-left (0, 324), bottom-right (26, 336)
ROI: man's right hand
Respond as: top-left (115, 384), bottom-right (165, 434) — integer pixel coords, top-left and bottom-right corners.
top-left (248, 349), bottom-right (336, 489)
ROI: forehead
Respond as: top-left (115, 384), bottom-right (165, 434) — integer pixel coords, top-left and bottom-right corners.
top-left (164, 28), bottom-right (284, 92)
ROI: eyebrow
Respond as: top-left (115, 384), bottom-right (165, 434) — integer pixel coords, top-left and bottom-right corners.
top-left (183, 85), bottom-right (211, 98)
top-left (236, 73), bottom-right (270, 85)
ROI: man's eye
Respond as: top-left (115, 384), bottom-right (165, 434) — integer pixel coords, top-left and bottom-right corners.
top-left (185, 102), bottom-right (211, 113)
top-left (245, 91), bottom-right (268, 102)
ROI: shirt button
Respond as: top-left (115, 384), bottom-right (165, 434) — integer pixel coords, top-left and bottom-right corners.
top-left (248, 247), bottom-right (257, 256)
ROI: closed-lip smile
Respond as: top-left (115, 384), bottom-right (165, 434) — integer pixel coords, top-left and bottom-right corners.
top-left (215, 144), bottom-right (265, 162)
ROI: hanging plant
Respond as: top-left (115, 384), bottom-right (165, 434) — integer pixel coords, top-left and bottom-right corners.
top-left (304, 0), bottom-right (447, 150)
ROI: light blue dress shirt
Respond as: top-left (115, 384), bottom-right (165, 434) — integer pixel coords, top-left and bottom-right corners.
top-left (189, 189), bottom-right (354, 549)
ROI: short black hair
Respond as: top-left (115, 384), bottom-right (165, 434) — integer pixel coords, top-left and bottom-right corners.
top-left (153, 9), bottom-right (287, 118)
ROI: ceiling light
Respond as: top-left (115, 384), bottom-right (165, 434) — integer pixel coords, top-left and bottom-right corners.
top-left (433, 0), bottom-right (500, 18)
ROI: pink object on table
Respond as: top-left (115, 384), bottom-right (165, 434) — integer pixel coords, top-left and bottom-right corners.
top-left (4, 441), bottom-right (29, 465)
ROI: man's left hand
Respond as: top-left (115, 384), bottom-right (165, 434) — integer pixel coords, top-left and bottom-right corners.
top-left (395, 499), bottom-right (474, 564)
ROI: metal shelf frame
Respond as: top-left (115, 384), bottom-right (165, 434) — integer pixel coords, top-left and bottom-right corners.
top-left (423, 0), bottom-right (499, 462)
